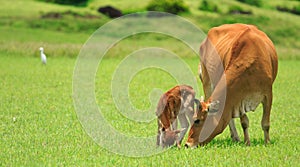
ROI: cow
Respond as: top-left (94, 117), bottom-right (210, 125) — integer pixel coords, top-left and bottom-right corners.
top-left (185, 24), bottom-right (278, 148)
top-left (156, 85), bottom-right (196, 148)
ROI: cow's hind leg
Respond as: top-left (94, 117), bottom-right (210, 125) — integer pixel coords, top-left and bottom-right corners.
top-left (240, 114), bottom-right (250, 146)
top-left (262, 93), bottom-right (272, 144)
top-left (229, 119), bottom-right (240, 142)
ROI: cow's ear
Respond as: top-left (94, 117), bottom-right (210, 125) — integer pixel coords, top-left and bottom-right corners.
top-left (200, 96), bottom-right (204, 102)
top-left (207, 100), bottom-right (220, 113)
top-left (194, 98), bottom-right (201, 112)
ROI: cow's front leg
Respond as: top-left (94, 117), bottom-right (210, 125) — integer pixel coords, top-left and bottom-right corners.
top-left (229, 119), bottom-right (240, 142)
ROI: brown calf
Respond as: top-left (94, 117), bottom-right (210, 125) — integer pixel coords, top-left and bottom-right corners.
top-left (156, 85), bottom-right (196, 148)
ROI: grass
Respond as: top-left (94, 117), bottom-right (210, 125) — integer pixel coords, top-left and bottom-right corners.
top-left (1, 0), bottom-right (300, 166)
top-left (1, 54), bottom-right (299, 166)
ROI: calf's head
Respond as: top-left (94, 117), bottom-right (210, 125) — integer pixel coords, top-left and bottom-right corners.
top-left (185, 98), bottom-right (219, 148)
top-left (158, 128), bottom-right (185, 148)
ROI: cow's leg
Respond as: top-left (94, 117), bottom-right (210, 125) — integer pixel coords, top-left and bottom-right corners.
top-left (262, 93), bottom-right (272, 144)
top-left (228, 119), bottom-right (240, 142)
top-left (240, 114), bottom-right (250, 146)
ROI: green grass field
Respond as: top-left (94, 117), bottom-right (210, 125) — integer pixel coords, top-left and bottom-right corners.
top-left (1, 55), bottom-right (299, 166)
top-left (1, 0), bottom-right (300, 166)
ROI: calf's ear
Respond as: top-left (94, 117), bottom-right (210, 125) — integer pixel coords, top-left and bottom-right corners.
top-left (208, 100), bottom-right (220, 113)
top-left (174, 128), bottom-right (186, 134)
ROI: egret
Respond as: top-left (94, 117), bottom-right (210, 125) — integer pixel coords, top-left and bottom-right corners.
top-left (39, 47), bottom-right (47, 64)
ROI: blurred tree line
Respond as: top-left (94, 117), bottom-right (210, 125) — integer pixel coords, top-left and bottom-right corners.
top-left (37, 0), bottom-right (88, 6)
top-left (38, 0), bottom-right (300, 16)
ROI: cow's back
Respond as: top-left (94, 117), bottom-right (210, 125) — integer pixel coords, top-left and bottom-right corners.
top-left (204, 24), bottom-right (277, 81)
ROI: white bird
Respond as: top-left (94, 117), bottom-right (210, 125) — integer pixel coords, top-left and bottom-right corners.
top-left (39, 47), bottom-right (47, 65)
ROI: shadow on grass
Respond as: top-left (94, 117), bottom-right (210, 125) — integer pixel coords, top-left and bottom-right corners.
top-left (203, 137), bottom-right (278, 149)
top-left (161, 137), bottom-right (278, 152)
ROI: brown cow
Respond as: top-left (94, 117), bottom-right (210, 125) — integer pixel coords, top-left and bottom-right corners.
top-left (185, 24), bottom-right (278, 148)
top-left (156, 85), bottom-right (196, 148)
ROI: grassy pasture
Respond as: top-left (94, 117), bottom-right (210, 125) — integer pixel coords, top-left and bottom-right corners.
top-left (1, 54), bottom-right (299, 166)
top-left (1, 0), bottom-right (300, 166)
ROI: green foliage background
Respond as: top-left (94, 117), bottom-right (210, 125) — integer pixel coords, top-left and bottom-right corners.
top-left (146, 0), bottom-right (189, 14)
top-left (38, 0), bottom-right (88, 6)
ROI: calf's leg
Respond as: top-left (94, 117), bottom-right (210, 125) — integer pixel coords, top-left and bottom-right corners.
top-left (171, 119), bottom-right (178, 131)
top-left (177, 113), bottom-right (189, 144)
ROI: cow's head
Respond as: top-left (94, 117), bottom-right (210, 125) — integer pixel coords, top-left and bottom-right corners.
top-left (185, 97), bottom-right (219, 148)
top-left (158, 127), bottom-right (185, 148)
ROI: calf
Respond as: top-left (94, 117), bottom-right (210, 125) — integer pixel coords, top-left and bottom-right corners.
top-left (156, 85), bottom-right (196, 148)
